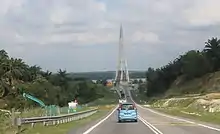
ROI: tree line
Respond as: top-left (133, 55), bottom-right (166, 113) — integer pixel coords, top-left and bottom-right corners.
top-left (0, 50), bottom-right (112, 109)
top-left (69, 71), bottom-right (145, 80)
top-left (145, 37), bottom-right (220, 97)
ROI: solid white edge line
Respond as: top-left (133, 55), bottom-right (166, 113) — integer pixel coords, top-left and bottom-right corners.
top-left (137, 103), bottom-right (220, 132)
top-left (138, 115), bottom-right (163, 134)
top-left (129, 90), bottom-right (220, 132)
top-left (83, 106), bottom-right (118, 134)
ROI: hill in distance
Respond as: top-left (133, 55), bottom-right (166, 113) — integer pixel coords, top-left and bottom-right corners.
top-left (67, 71), bottom-right (146, 80)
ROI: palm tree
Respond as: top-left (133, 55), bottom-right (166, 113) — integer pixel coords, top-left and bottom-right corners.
top-left (41, 70), bottom-right (52, 80)
top-left (204, 37), bottom-right (220, 71)
top-left (29, 65), bottom-right (42, 80)
top-left (58, 69), bottom-right (67, 77)
top-left (3, 58), bottom-right (27, 86)
top-left (0, 50), bottom-right (9, 97)
top-left (0, 56), bottom-right (27, 97)
top-left (57, 69), bottom-right (69, 90)
top-left (0, 80), bottom-right (10, 98)
top-left (204, 37), bottom-right (220, 53)
top-left (0, 50), bottom-right (9, 59)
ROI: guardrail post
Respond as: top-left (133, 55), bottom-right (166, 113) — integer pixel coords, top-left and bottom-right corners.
top-left (50, 107), bottom-right (52, 116)
top-left (52, 120), bottom-right (56, 125)
top-left (31, 123), bottom-right (35, 127)
top-left (11, 108), bottom-right (15, 126)
top-left (57, 107), bottom-right (60, 115)
top-left (15, 118), bottom-right (22, 134)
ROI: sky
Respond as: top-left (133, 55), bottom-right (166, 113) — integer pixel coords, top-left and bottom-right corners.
top-left (1, 0), bottom-right (220, 72)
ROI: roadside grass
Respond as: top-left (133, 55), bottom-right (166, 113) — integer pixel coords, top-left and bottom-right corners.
top-left (20, 108), bottom-right (46, 118)
top-left (0, 106), bottom-right (95, 134)
top-left (88, 97), bottom-right (117, 106)
top-left (87, 91), bottom-right (118, 106)
top-left (0, 90), bottom-right (118, 134)
top-left (153, 107), bottom-right (220, 125)
top-left (130, 90), bottom-right (147, 104)
top-left (21, 105), bottom-right (115, 134)
top-left (131, 84), bottom-right (220, 125)
top-left (0, 112), bottom-right (12, 134)
top-left (142, 93), bottom-right (220, 125)
top-left (20, 106), bottom-right (90, 118)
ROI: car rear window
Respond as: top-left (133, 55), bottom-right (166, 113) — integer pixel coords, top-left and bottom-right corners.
top-left (121, 104), bottom-right (134, 110)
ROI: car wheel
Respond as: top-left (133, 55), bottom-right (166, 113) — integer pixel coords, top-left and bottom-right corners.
top-left (134, 119), bottom-right (138, 122)
top-left (118, 120), bottom-right (121, 123)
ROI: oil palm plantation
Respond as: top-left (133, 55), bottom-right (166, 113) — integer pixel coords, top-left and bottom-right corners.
top-left (204, 37), bottom-right (220, 71)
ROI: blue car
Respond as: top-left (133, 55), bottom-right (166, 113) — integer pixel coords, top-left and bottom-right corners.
top-left (117, 102), bottom-right (138, 122)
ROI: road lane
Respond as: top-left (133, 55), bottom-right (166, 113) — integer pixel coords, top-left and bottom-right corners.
top-left (124, 85), bottom-right (220, 134)
top-left (71, 85), bottom-right (220, 134)
top-left (86, 110), bottom-right (157, 134)
top-left (137, 105), bottom-right (220, 134)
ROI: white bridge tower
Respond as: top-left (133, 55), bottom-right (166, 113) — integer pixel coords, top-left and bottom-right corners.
top-left (115, 24), bottom-right (130, 86)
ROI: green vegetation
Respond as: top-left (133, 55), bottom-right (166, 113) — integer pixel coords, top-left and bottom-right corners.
top-left (68, 71), bottom-right (145, 80)
top-left (138, 37), bottom-right (220, 98)
top-left (0, 111), bottom-right (11, 134)
top-left (0, 49), bottom-right (116, 110)
top-left (150, 99), bottom-right (220, 125)
top-left (160, 108), bottom-right (220, 124)
top-left (132, 37), bottom-right (220, 124)
top-left (21, 105), bottom-right (114, 134)
top-left (130, 85), bottom-right (147, 104)
top-left (0, 49), bottom-right (118, 134)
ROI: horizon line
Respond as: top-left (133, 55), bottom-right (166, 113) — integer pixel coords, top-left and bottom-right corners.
top-left (68, 70), bottom-right (146, 73)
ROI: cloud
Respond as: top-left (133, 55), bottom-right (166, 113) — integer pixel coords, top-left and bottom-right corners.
top-left (0, 0), bottom-right (220, 72)
top-left (0, 0), bottom-right (24, 15)
top-left (183, 0), bottom-right (220, 26)
top-left (131, 31), bottom-right (160, 44)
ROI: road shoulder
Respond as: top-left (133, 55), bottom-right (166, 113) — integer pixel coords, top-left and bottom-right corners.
top-left (68, 105), bottom-right (116, 134)
top-left (140, 105), bottom-right (220, 131)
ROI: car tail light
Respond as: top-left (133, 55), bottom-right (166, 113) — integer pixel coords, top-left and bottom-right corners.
top-left (118, 104), bottom-right (122, 110)
top-left (133, 104), bottom-right (137, 110)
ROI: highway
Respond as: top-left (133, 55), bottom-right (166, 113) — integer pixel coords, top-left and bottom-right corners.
top-left (83, 110), bottom-right (156, 134)
top-left (70, 85), bottom-right (220, 134)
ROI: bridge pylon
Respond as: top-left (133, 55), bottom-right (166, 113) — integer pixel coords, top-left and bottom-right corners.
top-left (114, 24), bottom-right (130, 97)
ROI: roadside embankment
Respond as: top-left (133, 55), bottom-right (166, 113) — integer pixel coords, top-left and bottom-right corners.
top-left (146, 93), bottom-right (220, 124)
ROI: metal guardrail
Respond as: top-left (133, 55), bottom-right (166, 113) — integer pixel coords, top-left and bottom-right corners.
top-left (13, 108), bottom-right (98, 128)
top-left (0, 109), bottom-right (11, 115)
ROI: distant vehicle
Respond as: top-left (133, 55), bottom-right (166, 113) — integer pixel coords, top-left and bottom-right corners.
top-left (119, 99), bottom-right (127, 103)
top-left (117, 102), bottom-right (138, 122)
top-left (121, 93), bottom-right (125, 98)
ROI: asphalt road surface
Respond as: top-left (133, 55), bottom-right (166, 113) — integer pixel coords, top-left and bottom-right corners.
top-left (84, 110), bottom-right (156, 134)
top-left (71, 85), bottom-right (220, 134)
